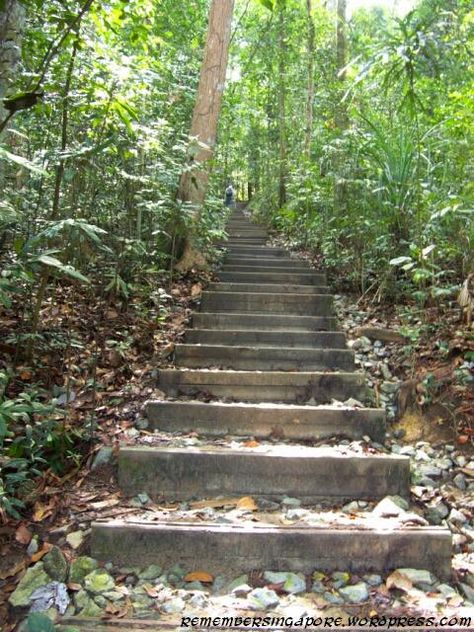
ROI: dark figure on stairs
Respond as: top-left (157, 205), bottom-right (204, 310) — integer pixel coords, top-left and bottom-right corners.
top-left (225, 183), bottom-right (235, 207)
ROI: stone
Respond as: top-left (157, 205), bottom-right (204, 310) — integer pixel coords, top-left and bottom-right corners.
top-left (426, 499), bottom-right (449, 525)
top-left (9, 563), bottom-right (50, 608)
top-left (312, 580), bottom-right (325, 594)
top-left (324, 591), bottom-right (345, 605)
top-left (448, 508), bottom-right (467, 525)
top-left (418, 464), bottom-right (442, 478)
top-left (138, 564), bottom-right (162, 580)
top-left (75, 589), bottom-right (103, 617)
top-left (29, 582), bottom-right (70, 615)
top-left (437, 584), bottom-right (458, 598)
top-left (227, 574), bottom-right (248, 592)
top-left (189, 592), bottom-right (208, 608)
top-left (342, 501), bottom-right (359, 514)
top-left (184, 581), bottom-right (205, 591)
top-left (84, 570), bottom-right (115, 594)
top-left (231, 583), bottom-right (253, 598)
top-left (161, 597), bottom-right (185, 614)
top-left (135, 418), bottom-right (149, 430)
top-left (372, 497), bottom-right (403, 518)
top-left (91, 446), bottom-right (113, 470)
top-left (339, 582), bottom-right (369, 603)
top-left (281, 496), bottom-right (301, 507)
top-left (397, 569), bottom-right (434, 586)
top-left (103, 590), bottom-right (125, 602)
top-left (43, 546), bottom-right (68, 582)
top-left (460, 583), bottom-right (474, 604)
top-left (27, 537), bottom-right (39, 556)
top-left (263, 571), bottom-right (306, 594)
top-left (66, 531), bottom-right (85, 550)
top-left (247, 587), bottom-right (280, 610)
top-left (453, 474), bottom-right (467, 490)
top-left (331, 571), bottom-right (350, 588)
top-left (365, 574), bottom-right (382, 587)
top-left (69, 557), bottom-right (99, 584)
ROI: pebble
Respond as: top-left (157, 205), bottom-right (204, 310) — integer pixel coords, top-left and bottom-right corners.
top-left (365, 574), bottom-right (382, 587)
top-left (281, 496), bottom-right (302, 507)
top-left (448, 508), bottom-right (467, 525)
top-left (231, 583), bottom-right (253, 598)
top-left (454, 473), bottom-right (467, 490)
top-left (91, 446), bottom-right (114, 469)
top-left (161, 597), bottom-right (185, 614)
top-left (66, 530), bottom-right (85, 550)
top-left (397, 569), bottom-right (434, 586)
top-left (324, 591), bottom-right (344, 605)
top-left (247, 587), bottom-right (280, 610)
top-left (339, 582), bottom-right (369, 603)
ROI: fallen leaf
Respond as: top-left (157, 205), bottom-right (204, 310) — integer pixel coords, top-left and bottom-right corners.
top-left (458, 435), bottom-right (469, 445)
top-left (191, 283), bottom-right (202, 298)
top-left (386, 570), bottom-right (413, 593)
top-left (237, 496), bottom-right (258, 511)
top-left (184, 571), bottom-right (214, 583)
top-left (144, 584), bottom-right (160, 598)
top-left (32, 500), bottom-right (55, 522)
top-left (15, 524), bottom-right (32, 545)
top-left (190, 498), bottom-right (240, 509)
top-left (243, 440), bottom-right (260, 448)
top-left (90, 498), bottom-right (120, 510)
top-left (0, 560), bottom-right (26, 581)
top-left (31, 542), bottom-right (53, 562)
top-left (67, 583), bottom-right (82, 592)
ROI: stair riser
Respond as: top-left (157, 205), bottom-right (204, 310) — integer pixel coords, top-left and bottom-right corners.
top-left (222, 248), bottom-right (287, 257)
top-left (175, 345), bottom-right (354, 371)
top-left (145, 401), bottom-right (386, 442)
top-left (222, 265), bottom-right (314, 274)
top-left (208, 283), bottom-right (329, 294)
top-left (192, 313), bottom-right (338, 331)
top-left (224, 258), bottom-right (311, 268)
top-left (91, 523), bottom-right (452, 580)
top-left (185, 330), bottom-right (346, 348)
top-left (158, 370), bottom-right (369, 404)
top-left (217, 272), bottom-right (325, 285)
top-left (118, 448), bottom-right (410, 502)
top-left (200, 293), bottom-right (333, 315)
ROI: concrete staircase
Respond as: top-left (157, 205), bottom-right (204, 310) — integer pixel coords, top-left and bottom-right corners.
top-left (91, 209), bottom-right (452, 579)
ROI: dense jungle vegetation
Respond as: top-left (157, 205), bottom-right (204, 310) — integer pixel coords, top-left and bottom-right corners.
top-left (0, 0), bottom-right (472, 519)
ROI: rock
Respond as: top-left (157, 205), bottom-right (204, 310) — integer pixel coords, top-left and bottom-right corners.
top-left (27, 537), bottom-right (39, 557)
top-left (91, 446), bottom-right (113, 470)
top-left (460, 583), bottom-right (474, 604)
top-left (453, 473), bottom-right (467, 490)
top-left (189, 592), bottom-right (208, 608)
top-left (29, 582), bottom-right (70, 615)
top-left (372, 497), bottom-right (404, 518)
top-left (286, 508), bottom-right (308, 520)
top-left (135, 417), bottom-right (149, 430)
top-left (212, 575), bottom-right (226, 593)
top-left (426, 499), bottom-right (449, 525)
top-left (138, 564), bottom-right (162, 581)
top-left (331, 571), bottom-right (350, 588)
top-left (9, 563), bottom-right (51, 608)
top-left (355, 327), bottom-right (407, 344)
top-left (437, 584), bottom-right (458, 598)
top-left (43, 547), bottom-right (68, 583)
top-left (84, 570), bottom-right (115, 594)
top-left (161, 597), bottom-right (185, 614)
top-left (231, 583), bottom-right (253, 598)
top-left (247, 587), bottom-right (280, 610)
top-left (342, 501), bottom-right (360, 514)
top-left (418, 464), bottom-right (442, 478)
top-left (281, 496), bottom-right (301, 507)
top-left (227, 574), bottom-right (248, 592)
top-left (324, 591), bottom-right (344, 605)
top-left (397, 568), bottom-right (434, 586)
top-left (365, 574), bottom-right (382, 587)
top-left (75, 589), bottom-right (103, 617)
top-left (184, 581), bottom-right (205, 591)
top-left (257, 498), bottom-right (280, 511)
top-left (69, 557), bottom-right (99, 584)
top-left (66, 531), bottom-right (85, 550)
top-left (312, 580), bottom-right (325, 593)
top-left (448, 508), bottom-right (467, 525)
top-left (103, 590), bottom-right (125, 602)
top-left (339, 582), bottom-right (369, 603)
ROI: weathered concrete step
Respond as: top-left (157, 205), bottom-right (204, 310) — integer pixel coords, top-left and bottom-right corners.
top-left (185, 329), bottom-right (346, 348)
top-left (192, 313), bottom-right (338, 331)
top-left (200, 292), bottom-right (333, 315)
top-left (222, 264), bottom-right (314, 274)
top-left (175, 344), bottom-right (354, 371)
top-left (222, 246), bottom-right (287, 257)
top-left (208, 282), bottom-right (328, 294)
top-left (91, 521), bottom-right (452, 579)
top-left (158, 369), bottom-right (369, 404)
top-left (220, 238), bottom-right (268, 244)
top-left (223, 257), bottom-right (311, 268)
top-left (117, 446), bottom-right (410, 501)
top-left (146, 400), bottom-right (385, 441)
top-left (227, 231), bottom-right (268, 238)
top-left (217, 271), bottom-right (325, 285)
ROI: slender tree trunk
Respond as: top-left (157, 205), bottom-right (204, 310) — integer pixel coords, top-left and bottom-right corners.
top-left (176, 0), bottom-right (235, 273)
top-left (334, 0), bottom-right (348, 215)
top-left (304, 0), bottom-right (315, 159)
top-left (277, 0), bottom-right (287, 208)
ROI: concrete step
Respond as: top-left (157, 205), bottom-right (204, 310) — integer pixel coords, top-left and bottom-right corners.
top-left (227, 231), bottom-right (268, 238)
top-left (222, 246), bottom-right (287, 257)
top-left (117, 446), bottom-right (410, 502)
top-left (200, 292), bottom-right (333, 315)
top-left (221, 264), bottom-right (315, 274)
top-left (223, 257), bottom-right (311, 268)
top-left (145, 400), bottom-right (386, 441)
top-left (192, 313), bottom-right (338, 331)
top-left (158, 369), bottom-right (369, 404)
top-left (208, 282), bottom-right (328, 294)
top-left (220, 238), bottom-right (268, 245)
top-left (91, 521), bottom-right (452, 579)
top-left (175, 344), bottom-right (354, 371)
top-left (185, 329), bottom-right (346, 348)
top-left (217, 271), bottom-right (325, 285)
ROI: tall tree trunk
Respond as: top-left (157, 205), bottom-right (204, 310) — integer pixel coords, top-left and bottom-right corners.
top-left (334, 0), bottom-right (348, 215)
top-left (277, 0), bottom-right (287, 208)
top-left (304, 0), bottom-right (315, 159)
top-left (176, 0), bottom-right (235, 273)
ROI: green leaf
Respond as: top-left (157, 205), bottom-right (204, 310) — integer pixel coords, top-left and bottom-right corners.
top-left (0, 147), bottom-right (47, 175)
top-left (389, 255), bottom-right (412, 266)
top-left (35, 255), bottom-right (90, 284)
top-left (258, 0), bottom-right (274, 10)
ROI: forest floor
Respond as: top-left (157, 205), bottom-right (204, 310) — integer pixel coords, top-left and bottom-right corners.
top-left (0, 236), bottom-right (473, 630)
